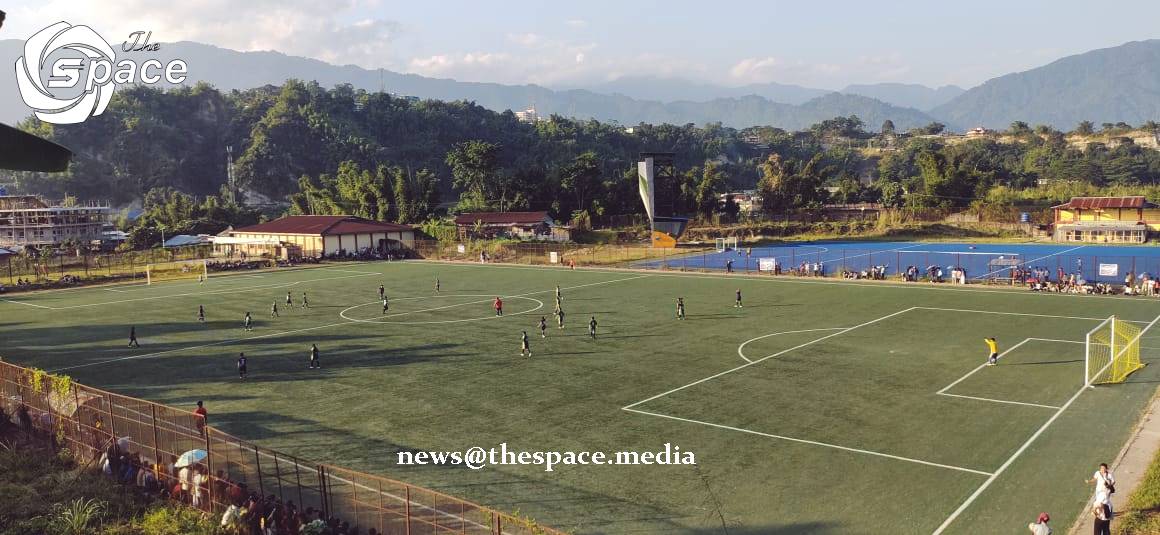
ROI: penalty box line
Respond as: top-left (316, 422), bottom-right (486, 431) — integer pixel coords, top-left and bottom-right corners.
top-left (624, 407), bottom-right (992, 477)
top-left (936, 337), bottom-right (1084, 410)
top-left (48, 274), bottom-right (649, 373)
top-left (933, 313), bottom-right (1160, 534)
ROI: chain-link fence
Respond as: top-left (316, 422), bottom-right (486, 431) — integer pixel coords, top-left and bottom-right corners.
top-left (1, 245), bottom-right (214, 285)
top-left (0, 360), bottom-right (566, 535)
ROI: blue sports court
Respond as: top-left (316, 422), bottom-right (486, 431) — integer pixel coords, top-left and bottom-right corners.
top-left (633, 241), bottom-right (1160, 284)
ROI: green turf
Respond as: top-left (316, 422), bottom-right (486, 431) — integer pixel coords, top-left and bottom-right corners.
top-left (2, 262), bottom-right (1159, 534)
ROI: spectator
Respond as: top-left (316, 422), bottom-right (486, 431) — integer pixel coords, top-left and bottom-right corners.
top-left (1093, 493), bottom-right (1111, 535)
top-left (16, 402), bottom-right (31, 431)
top-left (1028, 512), bottom-right (1050, 535)
top-left (194, 400), bottom-right (207, 436)
top-left (179, 464), bottom-right (192, 503)
top-left (191, 465), bottom-right (205, 508)
top-left (1086, 462), bottom-right (1116, 515)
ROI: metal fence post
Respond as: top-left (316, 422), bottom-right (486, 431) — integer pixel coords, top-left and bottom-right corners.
top-left (204, 427), bottom-right (215, 513)
top-left (293, 461), bottom-right (304, 514)
top-left (405, 484), bottom-right (412, 535)
top-left (150, 404), bottom-right (161, 469)
top-left (377, 479), bottom-right (384, 535)
top-left (255, 446), bottom-right (266, 499)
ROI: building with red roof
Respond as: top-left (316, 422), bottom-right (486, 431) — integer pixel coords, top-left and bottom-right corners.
top-left (453, 211), bottom-right (571, 242)
top-left (1052, 196), bottom-right (1158, 243)
top-left (218, 215), bottom-right (414, 258)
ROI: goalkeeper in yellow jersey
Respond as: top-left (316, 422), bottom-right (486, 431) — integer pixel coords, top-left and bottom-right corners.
top-left (985, 337), bottom-right (999, 366)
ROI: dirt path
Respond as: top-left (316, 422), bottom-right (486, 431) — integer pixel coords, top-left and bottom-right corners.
top-left (1070, 386), bottom-right (1160, 534)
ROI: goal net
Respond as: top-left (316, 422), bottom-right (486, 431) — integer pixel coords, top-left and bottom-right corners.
top-left (146, 259), bottom-right (208, 285)
top-left (1086, 315), bottom-right (1151, 386)
top-left (715, 237), bottom-right (739, 253)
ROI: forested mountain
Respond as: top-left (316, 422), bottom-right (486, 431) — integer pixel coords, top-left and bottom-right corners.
top-left (575, 76), bottom-right (831, 105)
top-left (0, 40), bottom-right (939, 130)
top-left (5, 79), bottom-right (1160, 238)
top-left (933, 40), bottom-right (1160, 129)
top-left (840, 83), bottom-right (965, 111)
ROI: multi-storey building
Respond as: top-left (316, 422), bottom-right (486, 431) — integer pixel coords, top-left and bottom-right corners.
top-left (0, 195), bottom-right (111, 247)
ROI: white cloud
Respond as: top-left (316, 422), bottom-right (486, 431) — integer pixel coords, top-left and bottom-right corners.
top-left (565, 19), bottom-right (587, 28)
top-left (406, 43), bottom-right (706, 87)
top-left (507, 32), bottom-right (542, 47)
top-left (3, 0), bottom-right (403, 69)
top-left (728, 53), bottom-right (913, 87)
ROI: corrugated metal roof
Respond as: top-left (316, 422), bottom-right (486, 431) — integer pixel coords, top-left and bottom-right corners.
top-left (453, 211), bottom-right (551, 225)
top-left (232, 216), bottom-right (411, 235)
top-left (1052, 196), bottom-right (1153, 210)
top-left (327, 220), bottom-right (413, 234)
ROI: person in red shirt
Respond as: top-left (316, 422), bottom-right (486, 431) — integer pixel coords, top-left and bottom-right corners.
top-left (493, 297), bottom-right (503, 316)
top-left (193, 400), bottom-right (207, 437)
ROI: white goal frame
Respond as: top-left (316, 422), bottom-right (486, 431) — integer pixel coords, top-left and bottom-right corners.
top-left (715, 237), bottom-right (739, 253)
top-left (145, 259), bottom-right (208, 285)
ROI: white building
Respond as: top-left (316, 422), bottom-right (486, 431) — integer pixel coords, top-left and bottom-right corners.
top-left (219, 215), bottom-right (415, 258)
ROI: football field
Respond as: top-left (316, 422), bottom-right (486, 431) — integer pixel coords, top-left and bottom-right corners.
top-left (2, 261), bottom-right (1159, 534)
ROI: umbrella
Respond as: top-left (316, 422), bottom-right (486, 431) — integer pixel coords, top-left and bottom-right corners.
top-left (175, 449), bottom-right (207, 468)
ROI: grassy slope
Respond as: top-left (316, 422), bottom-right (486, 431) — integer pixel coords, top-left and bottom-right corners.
top-left (1, 262), bottom-right (1158, 534)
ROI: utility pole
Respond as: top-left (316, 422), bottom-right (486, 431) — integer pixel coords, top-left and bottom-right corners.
top-left (226, 146), bottom-right (236, 205)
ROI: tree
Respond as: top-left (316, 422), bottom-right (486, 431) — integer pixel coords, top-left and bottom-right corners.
top-left (559, 151), bottom-right (602, 216)
top-left (693, 162), bottom-right (726, 218)
top-left (917, 122), bottom-right (945, 135)
top-left (1008, 121), bottom-right (1032, 136)
top-left (880, 120), bottom-right (895, 137)
top-left (756, 153), bottom-right (826, 213)
top-left (1075, 121), bottom-right (1095, 136)
top-left (445, 140), bottom-right (501, 211)
top-left (393, 168), bottom-right (414, 223)
top-left (877, 181), bottom-right (904, 208)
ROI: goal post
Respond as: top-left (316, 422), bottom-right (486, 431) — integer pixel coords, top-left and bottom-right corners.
top-left (1086, 315), bottom-right (1152, 386)
top-left (145, 259), bottom-right (208, 285)
top-left (715, 237), bottom-right (739, 253)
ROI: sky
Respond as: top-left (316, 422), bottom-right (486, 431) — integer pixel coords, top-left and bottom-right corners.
top-left (3, 0), bottom-right (1160, 91)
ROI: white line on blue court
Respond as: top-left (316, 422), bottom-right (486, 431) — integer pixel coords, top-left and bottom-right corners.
top-left (972, 244), bottom-right (1086, 280)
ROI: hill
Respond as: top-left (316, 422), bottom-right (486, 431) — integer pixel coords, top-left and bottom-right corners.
top-left (840, 83), bottom-right (965, 111)
top-left (933, 40), bottom-right (1160, 129)
top-left (0, 40), bottom-right (939, 130)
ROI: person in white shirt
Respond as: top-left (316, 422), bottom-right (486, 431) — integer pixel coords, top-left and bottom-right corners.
top-left (1086, 463), bottom-right (1115, 514)
top-left (191, 466), bottom-right (205, 508)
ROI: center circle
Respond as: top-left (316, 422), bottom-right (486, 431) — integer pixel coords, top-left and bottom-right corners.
top-left (339, 294), bottom-right (544, 325)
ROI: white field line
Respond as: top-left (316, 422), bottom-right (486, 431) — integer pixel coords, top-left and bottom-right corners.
top-left (48, 274), bottom-right (648, 372)
top-left (936, 337), bottom-right (1086, 397)
top-left (0, 298), bottom-right (53, 309)
top-left (971, 244), bottom-right (1087, 280)
top-left (936, 392), bottom-right (1061, 410)
top-left (932, 313), bottom-right (1160, 534)
top-left (624, 407), bottom-right (992, 476)
top-left (736, 327), bottom-right (850, 363)
top-left (916, 306), bottom-right (1150, 324)
top-left (2, 272), bottom-right (380, 311)
top-left (899, 250), bottom-right (1022, 256)
top-left (339, 295), bottom-right (545, 325)
top-left (413, 259), bottom-right (1160, 302)
top-left (623, 307), bottom-right (916, 410)
top-left (936, 339), bottom-right (1033, 394)
top-left (769, 243), bottom-right (925, 264)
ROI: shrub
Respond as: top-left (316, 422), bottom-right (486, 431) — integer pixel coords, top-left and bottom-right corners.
top-left (136, 506), bottom-right (217, 535)
top-left (44, 498), bottom-right (106, 535)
